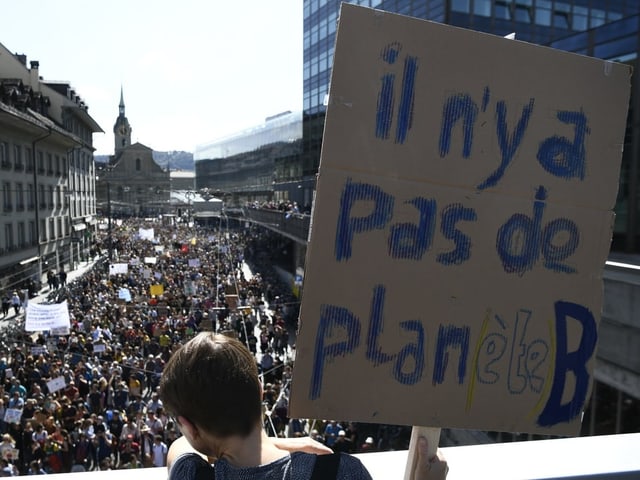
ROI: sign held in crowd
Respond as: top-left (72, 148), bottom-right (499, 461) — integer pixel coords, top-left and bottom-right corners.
top-left (290, 4), bottom-right (632, 436)
top-left (25, 301), bottom-right (71, 332)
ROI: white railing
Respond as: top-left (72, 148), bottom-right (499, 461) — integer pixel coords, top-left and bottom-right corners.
top-left (42, 432), bottom-right (640, 479)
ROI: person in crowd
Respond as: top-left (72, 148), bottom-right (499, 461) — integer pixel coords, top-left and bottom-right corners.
top-left (160, 332), bottom-right (448, 480)
top-left (10, 292), bottom-right (21, 316)
top-left (151, 434), bottom-right (168, 467)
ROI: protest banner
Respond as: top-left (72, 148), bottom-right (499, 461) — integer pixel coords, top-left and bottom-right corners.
top-left (46, 376), bottom-right (66, 394)
top-left (289, 2), bottom-right (631, 446)
top-left (25, 301), bottom-right (71, 331)
top-left (150, 284), bottom-right (164, 297)
top-left (109, 263), bottom-right (128, 275)
top-left (50, 326), bottom-right (70, 337)
top-left (118, 288), bottom-right (132, 302)
top-left (143, 268), bottom-right (152, 279)
top-left (3, 408), bottom-right (22, 425)
top-left (188, 258), bottom-right (201, 268)
top-left (93, 343), bottom-right (106, 353)
top-left (139, 227), bottom-right (155, 240)
top-left (30, 346), bottom-right (46, 356)
top-left (144, 256), bottom-right (157, 264)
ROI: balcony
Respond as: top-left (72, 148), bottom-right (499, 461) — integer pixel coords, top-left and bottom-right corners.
top-left (244, 207), bottom-right (311, 244)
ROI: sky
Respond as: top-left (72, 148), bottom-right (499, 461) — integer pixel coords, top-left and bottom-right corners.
top-left (1, 0), bottom-right (302, 156)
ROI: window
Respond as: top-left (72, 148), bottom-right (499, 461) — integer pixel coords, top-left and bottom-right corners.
top-left (49, 218), bottom-right (55, 241)
top-left (0, 142), bottom-right (8, 169)
top-left (2, 182), bottom-right (11, 212)
top-left (4, 224), bottom-right (14, 250)
top-left (29, 221), bottom-right (36, 246)
top-left (57, 218), bottom-right (63, 238)
top-left (590, 9), bottom-right (605, 28)
top-left (47, 153), bottom-right (53, 175)
top-left (25, 147), bottom-right (33, 172)
top-left (15, 183), bottom-right (24, 211)
top-left (13, 145), bottom-right (22, 170)
top-left (48, 186), bottom-right (55, 208)
top-left (136, 158), bottom-right (141, 171)
top-left (514, 5), bottom-right (531, 23)
top-left (474, 0), bottom-right (491, 16)
top-left (27, 184), bottom-right (35, 210)
top-left (39, 184), bottom-right (46, 209)
top-left (55, 155), bottom-right (61, 175)
top-left (17, 222), bottom-right (25, 248)
top-left (38, 151), bottom-right (45, 173)
top-left (40, 219), bottom-right (46, 242)
top-left (451, 0), bottom-right (470, 13)
top-left (495, 1), bottom-right (511, 20)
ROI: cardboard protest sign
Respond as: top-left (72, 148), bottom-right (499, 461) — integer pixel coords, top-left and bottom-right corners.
top-left (118, 288), bottom-right (132, 302)
top-left (46, 376), bottom-right (66, 394)
top-left (139, 227), bottom-right (155, 240)
top-left (25, 301), bottom-right (71, 332)
top-left (30, 346), bottom-right (46, 356)
top-left (144, 256), bottom-right (157, 264)
top-left (109, 263), bottom-right (128, 275)
top-left (150, 284), bottom-right (164, 297)
top-left (2, 448), bottom-right (19, 461)
top-left (3, 409), bottom-right (22, 424)
top-left (50, 326), bottom-right (70, 337)
top-left (188, 258), bottom-right (201, 268)
top-left (289, 4), bottom-right (631, 436)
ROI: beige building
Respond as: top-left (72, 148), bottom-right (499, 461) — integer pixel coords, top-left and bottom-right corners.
top-left (96, 91), bottom-right (170, 217)
top-left (0, 43), bottom-right (102, 294)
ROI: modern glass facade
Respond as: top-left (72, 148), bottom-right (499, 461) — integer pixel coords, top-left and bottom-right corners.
top-left (549, 15), bottom-right (640, 251)
top-left (303, 0), bottom-right (640, 251)
top-left (194, 111), bottom-right (302, 203)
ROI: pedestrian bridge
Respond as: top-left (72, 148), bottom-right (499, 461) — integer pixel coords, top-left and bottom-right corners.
top-left (42, 432), bottom-right (640, 479)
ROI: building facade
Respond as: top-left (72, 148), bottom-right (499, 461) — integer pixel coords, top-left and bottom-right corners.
top-left (0, 43), bottom-right (102, 295)
top-left (303, 0), bottom-right (640, 251)
top-left (194, 111), bottom-right (303, 207)
top-left (96, 94), bottom-right (170, 217)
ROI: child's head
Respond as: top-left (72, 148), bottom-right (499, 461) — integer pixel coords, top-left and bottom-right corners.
top-left (159, 332), bottom-right (262, 438)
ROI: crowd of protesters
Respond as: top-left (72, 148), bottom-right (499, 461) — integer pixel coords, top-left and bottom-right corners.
top-left (0, 217), bottom-right (407, 475)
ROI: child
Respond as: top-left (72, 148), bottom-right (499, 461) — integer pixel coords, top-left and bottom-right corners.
top-left (159, 332), bottom-right (447, 480)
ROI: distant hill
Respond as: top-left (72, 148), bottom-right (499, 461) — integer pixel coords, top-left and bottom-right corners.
top-left (94, 151), bottom-right (194, 171)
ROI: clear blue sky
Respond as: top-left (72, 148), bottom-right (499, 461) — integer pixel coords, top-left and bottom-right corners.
top-left (1, 0), bottom-right (302, 156)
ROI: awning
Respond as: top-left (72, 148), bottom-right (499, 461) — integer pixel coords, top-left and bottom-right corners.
top-left (72, 223), bottom-right (87, 232)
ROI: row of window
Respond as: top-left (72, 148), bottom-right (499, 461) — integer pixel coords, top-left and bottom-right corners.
top-left (451, 0), bottom-right (627, 31)
top-left (1, 181), bottom-right (68, 213)
top-left (0, 215), bottom-right (74, 253)
top-left (0, 141), bottom-right (71, 177)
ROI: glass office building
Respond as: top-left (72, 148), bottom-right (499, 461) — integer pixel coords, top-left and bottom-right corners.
top-left (195, 111), bottom-right (302, 204)
top-left (303, 0), bottom-right (640, 251)
top-left (549, 15), bottom-right (639, 251)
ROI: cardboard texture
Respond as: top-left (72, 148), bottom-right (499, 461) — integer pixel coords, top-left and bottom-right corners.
top-left (289, 4), bottom-right (632, 436)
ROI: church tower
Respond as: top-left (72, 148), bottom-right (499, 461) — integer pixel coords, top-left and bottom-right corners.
top-left (113, 86), bottom-right (132, 155)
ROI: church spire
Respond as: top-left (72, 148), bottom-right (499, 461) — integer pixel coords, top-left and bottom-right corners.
top-left (119, 85), bottom-right (125, 116)
top-left (114, 86), bottom-right (131, 154)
